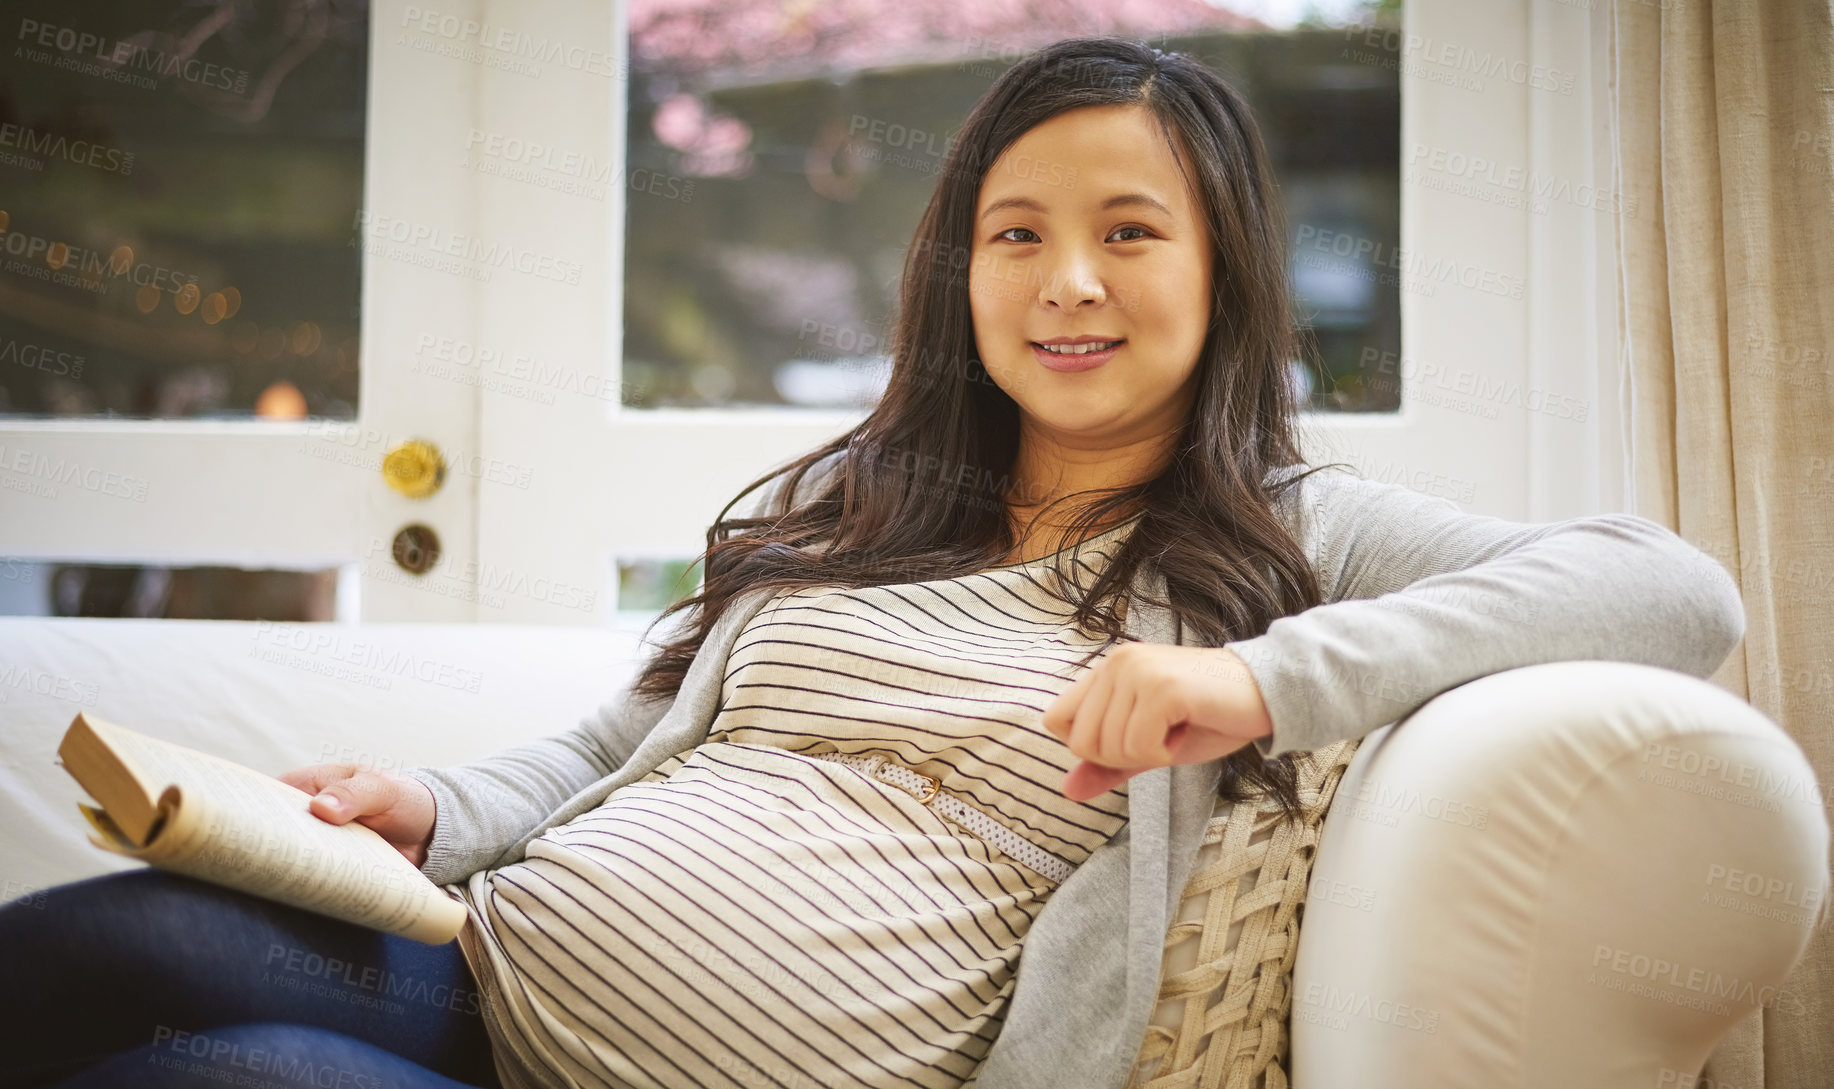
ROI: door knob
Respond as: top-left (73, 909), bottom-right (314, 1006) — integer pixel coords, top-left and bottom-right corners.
top-left (382, 439), bottom-right (445, 498)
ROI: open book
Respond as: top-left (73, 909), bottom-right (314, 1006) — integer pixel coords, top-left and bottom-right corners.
top-left (56, 712), bottom-right (466, 945)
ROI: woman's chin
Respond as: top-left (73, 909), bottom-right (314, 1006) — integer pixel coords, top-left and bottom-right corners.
top-left (1020, 398), bottom-right (1131, 437)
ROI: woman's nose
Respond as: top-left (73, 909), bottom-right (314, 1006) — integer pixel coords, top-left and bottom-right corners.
top-left (1036, 247), bottom-right (1107, 309)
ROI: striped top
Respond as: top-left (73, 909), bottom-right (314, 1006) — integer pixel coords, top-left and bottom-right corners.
top-left (453, 515), bottom-right (1144, 1089)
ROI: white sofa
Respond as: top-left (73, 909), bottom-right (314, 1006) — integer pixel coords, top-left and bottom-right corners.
top-left (1288, 659), bottom-right (1828, 1088)
top-left (1, 618), bottom-right (1826, 1088)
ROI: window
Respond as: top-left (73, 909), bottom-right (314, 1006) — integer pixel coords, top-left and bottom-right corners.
top-left (0, 0), bottom-right (369, 421)
top-left (620, 1), bottom-right (1400, 415)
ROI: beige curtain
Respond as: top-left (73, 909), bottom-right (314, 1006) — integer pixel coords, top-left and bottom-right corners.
top-left (1608, 1), bottom-right (1834, 1086)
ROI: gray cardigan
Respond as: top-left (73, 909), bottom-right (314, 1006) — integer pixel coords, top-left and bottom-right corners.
top-left (403, 453), bottom-right (1745, 1089)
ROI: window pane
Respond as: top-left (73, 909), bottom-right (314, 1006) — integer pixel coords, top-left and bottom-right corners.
top-left (0, 561), bottom-right (336, 620)
top-left (621, 2), bottom-right (1399, 413)
top-left (0, 1), bottom-right (369, 420)
top-left (616, 556), bottom-right (701, 613)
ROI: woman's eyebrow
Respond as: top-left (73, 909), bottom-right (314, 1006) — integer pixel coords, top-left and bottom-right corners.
top-left (977, 192), bottom-right (1173, 222)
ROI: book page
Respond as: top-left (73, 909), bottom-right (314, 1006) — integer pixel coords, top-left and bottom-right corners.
top-left (81, 722), bottom-right (465, 945)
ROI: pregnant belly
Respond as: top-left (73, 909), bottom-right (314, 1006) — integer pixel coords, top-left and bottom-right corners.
top-left (470, 741), bottom-right (1050, 1089)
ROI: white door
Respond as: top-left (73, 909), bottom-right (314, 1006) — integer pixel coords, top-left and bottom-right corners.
top-left (0, 0), bottom-right (489, 621)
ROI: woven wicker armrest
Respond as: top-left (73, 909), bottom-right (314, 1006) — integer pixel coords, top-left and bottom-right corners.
top-left (1125, 738), bottom-right (1361, 1089)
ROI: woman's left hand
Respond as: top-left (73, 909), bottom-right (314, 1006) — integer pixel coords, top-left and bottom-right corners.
top-left (1042, 643), bottom-right (1274, 803)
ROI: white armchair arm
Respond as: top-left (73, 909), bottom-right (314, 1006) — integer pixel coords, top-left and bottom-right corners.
top-left (1292, 660), bottom-right (1830, 1089)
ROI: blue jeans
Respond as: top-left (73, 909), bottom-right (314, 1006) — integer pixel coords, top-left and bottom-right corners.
top-left (0, 869), bottom-right (503, 1089)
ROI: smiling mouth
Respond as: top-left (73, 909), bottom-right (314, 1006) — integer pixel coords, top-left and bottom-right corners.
top-left (1032, 339), bottom-right (1124, 356)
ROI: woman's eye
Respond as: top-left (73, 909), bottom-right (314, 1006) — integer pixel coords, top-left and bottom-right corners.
top-left (994, 225), bottom-right (1148, 244)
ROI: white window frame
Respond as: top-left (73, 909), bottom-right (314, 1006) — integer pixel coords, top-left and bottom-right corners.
top-left (1296, 0), bottom-right (1624, 526)
top-left (501, 0), bottom-right (1623, 628)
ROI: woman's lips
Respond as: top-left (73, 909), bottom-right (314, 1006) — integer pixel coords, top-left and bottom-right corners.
top-left (1030, 340), bottom-right (1123, 372)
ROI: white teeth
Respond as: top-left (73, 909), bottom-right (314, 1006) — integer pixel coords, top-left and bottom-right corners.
top-left (1038, 340), bottom-right (1120, 355)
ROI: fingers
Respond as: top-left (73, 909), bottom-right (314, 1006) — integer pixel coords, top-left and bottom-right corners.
top-left (1048, 646), bottom-right (1176, 774)
top-left (278, 763), bottom-right (382, 825)
top-left (306, 769), bottom-right (400, 826)
top-left (1041, 662), bottom-right (1096, 745)
top-left (274, 762), bottom-right (355, 797)
top-left (1060, 759), bottom-right (1142, 804)
top-left (1060, 687), bottom-right (1158, 802)
top-left (1045, 643), bottom-right (1278, 802)
top-left (1089, 683), bottom-right (1161, 768)
top-left (1065, 666), bottom-right (1115, 768)
top-left (278, 765), bottom-right (433, 870)
top-left (1109, 683), bottom-right (1169, 767)
top-left (1074, 659), bottom-right (1175, 769)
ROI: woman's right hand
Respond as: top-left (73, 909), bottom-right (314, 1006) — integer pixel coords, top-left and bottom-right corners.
top-left (275, 763), bottom-right (438, 869)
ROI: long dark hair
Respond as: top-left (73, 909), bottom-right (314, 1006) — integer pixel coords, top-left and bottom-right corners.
top-left (631, 36), bottom-right (1346, 820)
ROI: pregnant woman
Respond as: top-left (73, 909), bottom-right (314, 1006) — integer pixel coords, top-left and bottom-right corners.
top-left (0, 34), bottom-right (1744, 1089)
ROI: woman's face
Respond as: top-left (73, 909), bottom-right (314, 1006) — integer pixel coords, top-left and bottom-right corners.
top-left (968, 103), bottom-right (1214, 458)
